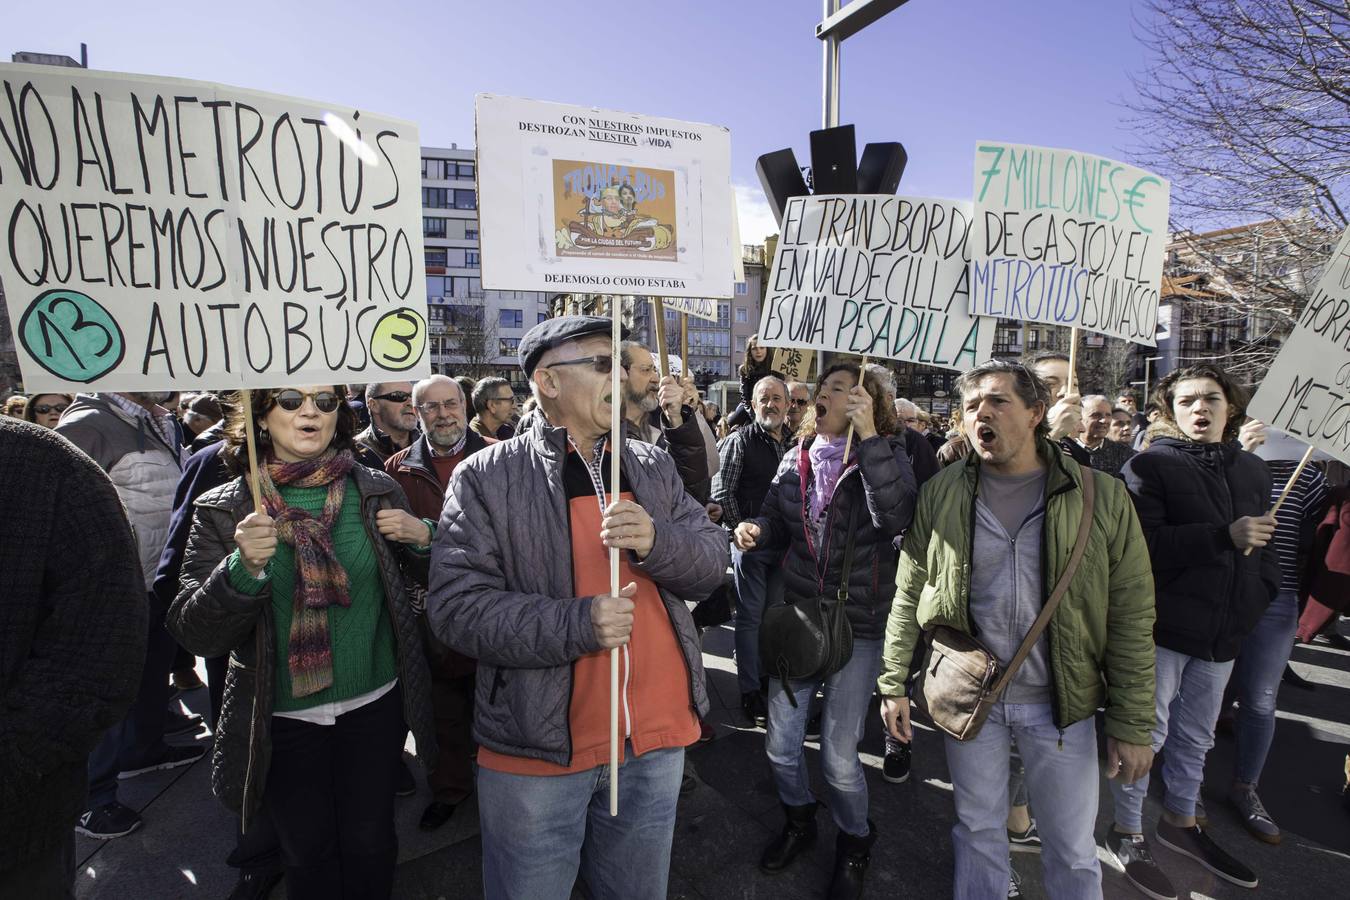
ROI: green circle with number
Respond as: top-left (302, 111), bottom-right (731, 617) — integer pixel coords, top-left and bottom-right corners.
top-left (370, 307), bottom-right (427, 372)
top-left (18, 289), bottom-right (126, 383)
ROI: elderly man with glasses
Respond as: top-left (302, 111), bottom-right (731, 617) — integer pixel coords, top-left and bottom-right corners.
top-left (470, 377), bottom-right (519, 441)
top-left (428, 316), bottom-right (727, 900)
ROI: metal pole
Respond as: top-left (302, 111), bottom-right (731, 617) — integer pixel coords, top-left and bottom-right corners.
top-left (822, 0), bottom-right (841, 129)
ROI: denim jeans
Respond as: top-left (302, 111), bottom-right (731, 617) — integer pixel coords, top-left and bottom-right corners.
top-left (764, 638), bottom-right (883, 837)
top-left (477, 744), bottom-right (684, 900)
top-left (1110, 646), bottom-right (1234, 831)
top-left (732, 545), bottom-right (776, 694)
top-left (1233, 591), bottom-right (1298, 785)
top-left (944, 702), bottom-right (1102, 899)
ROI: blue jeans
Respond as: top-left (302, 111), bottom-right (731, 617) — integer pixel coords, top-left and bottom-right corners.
top-left (1233, 591), bottom-right (1298, 785)
top-left (1110, 646), bottom-right (1234, 831)
top-left (477, 744), bottom-right (684, 900)
top-left (732, 545), bottom-right (776, 694)
top-left (764, 638), bottom-right (883, 837)
top-left (945, 702), bottom-right (1102, 899)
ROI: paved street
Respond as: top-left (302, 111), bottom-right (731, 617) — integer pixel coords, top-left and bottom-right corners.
top-left (75, 622), bottom-right (1350, 899)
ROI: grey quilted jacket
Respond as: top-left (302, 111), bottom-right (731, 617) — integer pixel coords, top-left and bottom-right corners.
top-left (428, 418), bottom-right (727, 766)
top-left (166, 464), bottom-right (436, 830)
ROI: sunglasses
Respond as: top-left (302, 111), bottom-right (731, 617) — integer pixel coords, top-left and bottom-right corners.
top-left (32, 403), bottom-right (69, 415)
top-left (372, 391), bottom-right (412, 403)
top-left (789, 399), bottom-right (810, 407)
top-left (273, 390), bottom-right (341, 414)
top-left (545, 355), bottom-right (614, 374)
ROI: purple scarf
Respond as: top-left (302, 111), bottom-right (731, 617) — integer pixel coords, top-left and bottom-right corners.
top-left (808, 434), bottom-right (851, 518)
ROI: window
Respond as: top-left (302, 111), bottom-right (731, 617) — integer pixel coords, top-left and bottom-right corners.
top-left (424, 248), bottom-right (447, 269)
top-left (457, 162), bottom-right (476, 180)
top-left (466, 250), bottom-right (481, 267)
top-left (735, 307), bottom-right (748, 323)
top-left (717, 303), bottom-right (729, 327)
top-left (454, 189), bottom-right (477, 210)
top-left (499, 338), bottom-right (521, 356)
top-left (499, 309), bottom-right (524, 329)
top-left (423, 217), bottom-right (446, 239)
top-left (735, 282), bottom-right (748, 295)
top-left (538, 311), bottom-right (549, 324)
top-left (736, 335), bottom-right (747, 351)
top-left (421, 158), bottom-right (445, 180)
top-left (422, 187), bottom-right (450, 208)
top-left (465, 227), bottom-right (479, 240)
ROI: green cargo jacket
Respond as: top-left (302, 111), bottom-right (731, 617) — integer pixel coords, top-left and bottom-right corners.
top-left (878, 437), bottom-right (1157, 746)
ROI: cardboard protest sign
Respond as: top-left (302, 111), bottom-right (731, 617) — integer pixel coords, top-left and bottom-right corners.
top-left (0, 63), bottom-right (429, 393)
top-left (1247, 226), bottom-right (1350, 465)
top-left (970, 141), bottom-right (1169, 345)
top-left (660, 296), bottom-right (718, 322)
top-left (772, 347), bottom-right (815, 382)
top-left (757, 194), bottom-right (994, 370)
top-left (475, 95), bottom-right (733, 299)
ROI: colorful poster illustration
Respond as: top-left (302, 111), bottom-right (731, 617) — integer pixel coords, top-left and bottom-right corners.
top-left (553, 160), bottom-right (678, 262)
top-left (0, 63), bottom-right (428, 392)
top-left (475, 94), bottom-right (733, 299)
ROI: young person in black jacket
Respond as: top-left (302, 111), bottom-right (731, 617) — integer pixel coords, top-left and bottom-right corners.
top-left (1107, 364), bottom-right (1280, 898)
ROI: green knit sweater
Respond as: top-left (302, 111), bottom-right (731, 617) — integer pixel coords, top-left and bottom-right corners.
top-left (228, 478), bottom-right (398, 711)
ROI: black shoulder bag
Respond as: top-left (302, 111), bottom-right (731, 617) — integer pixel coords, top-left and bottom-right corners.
top-left (759, 502), bottom-right (860, 706)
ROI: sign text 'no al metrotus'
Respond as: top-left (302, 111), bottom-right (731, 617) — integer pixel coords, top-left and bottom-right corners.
top-left (757, 194), bottom-right (994, 371)
top-left (970, 141), bottom-right (1169, 345)
top-left (0, 63), bottom-right (429, 392)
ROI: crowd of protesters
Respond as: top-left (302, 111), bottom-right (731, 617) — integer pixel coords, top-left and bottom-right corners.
top-left (3, 322), bottom-right (1350, 900)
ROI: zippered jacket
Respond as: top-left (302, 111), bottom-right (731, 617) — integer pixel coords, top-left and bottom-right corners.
top-left (1122, 424), bottom-right (1280, 661)
top-left (878, 437), bottom-right (1157, 746)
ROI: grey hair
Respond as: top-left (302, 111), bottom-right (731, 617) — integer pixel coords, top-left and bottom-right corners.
top-left (412, 374), bottom-right (464, 407)
top-left (471, 376), bottom-right (510, 415)
top-left (894, 397), bottom-right (918, 416)
top-left (753, 375), bottom-right (787, 401)
top-left (955, 359), bottom-right (1051, 439)
top-left (865, 363), bottom-right (897, 400)
top-left (364, 382), bottom-right (384, 403)
top-left (1081, 394), bottom-right (1111, 410)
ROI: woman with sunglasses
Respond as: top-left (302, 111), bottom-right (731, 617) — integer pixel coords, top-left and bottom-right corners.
top-left (21, 393), bottom-right (73, 429)
top-left (168, 385), bottom-right (436, 900)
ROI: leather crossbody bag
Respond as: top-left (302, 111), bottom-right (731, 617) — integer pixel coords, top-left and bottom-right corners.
top-left (759, 503), bottom-right (860, 706)
top-left (914, 470), bottom-right (1096, 741)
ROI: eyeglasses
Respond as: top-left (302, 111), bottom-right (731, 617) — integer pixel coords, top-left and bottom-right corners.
top-left (544, 355), bottom-right (614, 374)
top-left (32, 403), bottom-right (69, 415)
top-left (273, 390), bottom-right (341, 414)
top-left (488, 394), bottom-right (516, 405)
top-left (417, 400), bottom-right (460, 414)
top-left (789, 399), bottom-right (810, 408)
top-left (372, 391), bottom-right (411, 403)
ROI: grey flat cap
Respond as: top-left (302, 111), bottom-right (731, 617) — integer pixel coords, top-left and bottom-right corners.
top-left (518, 315), bottom-right (626, 376)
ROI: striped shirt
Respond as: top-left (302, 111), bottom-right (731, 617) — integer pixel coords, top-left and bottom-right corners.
top-left (1266, 459), bottom-right (1330, 593)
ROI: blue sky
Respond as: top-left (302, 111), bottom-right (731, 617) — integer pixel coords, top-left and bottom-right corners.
top-left (5, 0), bottom-right (1156, 243)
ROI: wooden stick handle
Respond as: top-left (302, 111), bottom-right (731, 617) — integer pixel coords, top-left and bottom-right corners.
top-left (1244, 444), bottom-right (1315, 556)
top-left (609, 295), bottom-right (623, 817)
top-left (652, 298), bottom-right (669, 375)
top-left (1066, 327), bottom-right (1079, 397)
top-left (842, 355), bottom-right (870, 462)
top-left (240, 389), bottom-right (264, 514)
top-left (680, 313), bottom-right (689, 375)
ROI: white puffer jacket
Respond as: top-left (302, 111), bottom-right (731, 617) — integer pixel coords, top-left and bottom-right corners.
top-left (57, 395), bottom-right (183, 590)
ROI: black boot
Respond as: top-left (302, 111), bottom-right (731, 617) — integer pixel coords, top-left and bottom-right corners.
top-left (828, 820), bottom-right (878, 900)
top-left (760, 801), bottom-right (818, 873)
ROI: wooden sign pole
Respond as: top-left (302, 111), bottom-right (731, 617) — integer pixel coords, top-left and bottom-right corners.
top-left (609, 294), bottom-right (622, 817)
top-left (842, 355), bottom-right (870, 461)
top-left (1066, 327), bottom-right (1080, 397)
top-left (652, 298), bottom-right (670, 375)
top-left (240, 389), bottom-right (264, 514)
top-left (680, 313), bottom-right (689, 377)
top-left (1244, 445), bottom-right (1316, 557)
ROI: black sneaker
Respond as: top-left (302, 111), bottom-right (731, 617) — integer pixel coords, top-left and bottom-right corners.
top-left (804, 712), bottom-right (821, 741)
top-left (1007, 859), bottom-right (1023, 898)
top-left (742, 691), bottom-right (767, 728)
top-left (883, 741), bottom-right (911, 784)
top-left (1105, 826), bottom-right (1177, 900)
top-left (1007, 818), bottom-right (1041, 853)
top-left (118, 744), bottom-right (205, 779)
top-left (1155, 818), bottom-right (1258, 889)
top-left (76, 801), bottom-right (142, 839)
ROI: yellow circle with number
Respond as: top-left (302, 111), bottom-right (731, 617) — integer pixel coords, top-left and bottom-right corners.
top-left (369, 307), bottom-right (427, 372)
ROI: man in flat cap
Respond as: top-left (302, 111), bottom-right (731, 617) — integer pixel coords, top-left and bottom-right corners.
top-left (427, 316), bottom-right (728, 900)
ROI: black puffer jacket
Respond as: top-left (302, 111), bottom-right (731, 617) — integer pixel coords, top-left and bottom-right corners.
top-left (1122, 424), bottom-right (1280, 661)
top-left (167, 465), bottom-right (436, 830)
top-left (751, 433), bottom-right (917, 641)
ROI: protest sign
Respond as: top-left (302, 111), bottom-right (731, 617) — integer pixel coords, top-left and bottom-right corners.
top-left (475, 95), bottom-right (733, 300)
top-left (0, 63), bottom-right (429, 392)
top-left (970, 141), bottom-right (1169, 345)
top-left (1247, 225), bottom-right (1350, 465)
top-left (772, 347), bottom-right (815, 382)
top-left (660, 296), bottom-right (718, 322)
top-left (757, 194), bottom-right (994, 370)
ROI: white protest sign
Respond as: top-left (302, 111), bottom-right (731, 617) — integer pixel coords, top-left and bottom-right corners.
top-left (0, 63), bottom-right (428, 392)
top-left (660, 296), bottom-right (718, 322)
top-left (475, 94), bottom-right (733, 299)
top-left (970, 141), bottom-right (1169, 345)
top-left (1248, 226), bottom-right (1350, 465)
top-left (757, 194), bottom-right (994, 371)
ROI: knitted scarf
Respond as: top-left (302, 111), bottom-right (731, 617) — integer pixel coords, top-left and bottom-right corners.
top-left (259, 448), bottom-right (357, 698)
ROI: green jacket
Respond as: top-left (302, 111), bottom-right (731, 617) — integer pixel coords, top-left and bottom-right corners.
top-left (878, 437), bottom-right (1156, 746)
